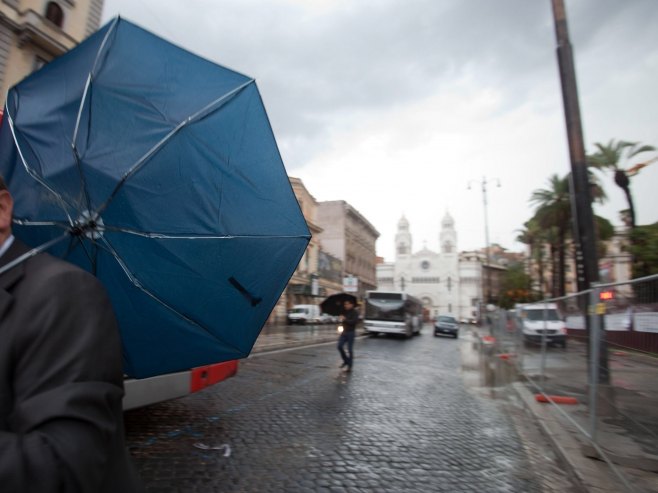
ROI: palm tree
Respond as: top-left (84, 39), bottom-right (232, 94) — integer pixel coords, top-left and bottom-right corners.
top-left (587, 139), bottom-right (656, 228)
top-left (530, 174), bottom-right (572, 297)
top-left (516, 218), bottom-right (546, 298)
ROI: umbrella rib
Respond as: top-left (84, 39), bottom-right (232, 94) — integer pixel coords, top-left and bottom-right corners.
top-left (95, 78), bottom-right (255, 217)
top-left (74, 234), bottom-right (99, 275)
top-left (0, 232), bottom-right (70, 276)
top-left (102, 225), bottom-right (311, 240)
top-left (71, 17), bottom-right (118, 150)
top-left (4, 105), bottom-right (77, 226)
top-left (13, 219), bottom-right (67, 228)
top-left (99, 236), bottom-right (245, 354)
top-left (90, 16), bottom-right (120, 76)
top-left (70, 18), bottom-right (119, 212)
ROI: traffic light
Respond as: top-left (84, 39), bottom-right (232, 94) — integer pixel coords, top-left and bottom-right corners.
top-left (599, 290), bottom-right (614, 301)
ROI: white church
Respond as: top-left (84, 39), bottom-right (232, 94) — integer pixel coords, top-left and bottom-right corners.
top-left (376, 212), bottom-right (484, 322)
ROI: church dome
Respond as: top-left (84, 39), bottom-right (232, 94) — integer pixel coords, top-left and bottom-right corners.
top-left (398, 215), bottom-right (409, 231)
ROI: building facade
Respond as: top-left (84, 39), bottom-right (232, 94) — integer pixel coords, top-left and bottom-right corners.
top-left (315, 200), bottom-right (379, 301)
top-left (0, 0), bottom-right (104, 103)
top-left (269, 178), bottom-right (344, 324)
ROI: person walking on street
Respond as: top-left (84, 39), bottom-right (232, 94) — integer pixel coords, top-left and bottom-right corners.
top-left (338, 299), bottom-right (359, 371)
top-left (0, 176), bottom-right (143, 492)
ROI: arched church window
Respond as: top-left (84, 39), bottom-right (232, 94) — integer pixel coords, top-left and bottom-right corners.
top-left (397, 244), bottom-right (408, 255)
top-left (45, 2), bottom-right (64, 27)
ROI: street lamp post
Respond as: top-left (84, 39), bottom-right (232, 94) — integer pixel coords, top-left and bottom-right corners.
top-left (468, 177), bottom-right (500, 322)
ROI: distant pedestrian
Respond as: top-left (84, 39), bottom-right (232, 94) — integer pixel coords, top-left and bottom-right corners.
top-left (338, 299), bottom-right (359, 371)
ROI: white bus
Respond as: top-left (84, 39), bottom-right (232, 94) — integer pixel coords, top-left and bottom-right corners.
top-left (364, 291), bottom-right (423, 338)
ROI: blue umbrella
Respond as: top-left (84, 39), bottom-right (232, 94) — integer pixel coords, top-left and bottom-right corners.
top-left (0, 18), bottom-right (310, 378)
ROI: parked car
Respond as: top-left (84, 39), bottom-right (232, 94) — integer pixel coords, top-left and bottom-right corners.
top-left (434, 315), bottom-right (459, 338)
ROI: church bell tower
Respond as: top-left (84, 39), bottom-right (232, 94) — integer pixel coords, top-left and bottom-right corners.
top-left (395, 215), bottom-right (412, 259)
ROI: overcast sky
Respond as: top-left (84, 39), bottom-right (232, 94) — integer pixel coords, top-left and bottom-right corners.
top-left (102, 0), bottom-right (658, 261)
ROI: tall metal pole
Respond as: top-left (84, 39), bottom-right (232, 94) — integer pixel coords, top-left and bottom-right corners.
top-left (482, 176), bottom-right (492, 305)
top-left (551, 0), bottom-right (608, 384)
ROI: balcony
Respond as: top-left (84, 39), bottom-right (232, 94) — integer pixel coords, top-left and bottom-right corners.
top-left (1, 7), bottom-right (78, 56)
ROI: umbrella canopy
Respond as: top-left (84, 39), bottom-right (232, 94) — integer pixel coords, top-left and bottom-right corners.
top-left (0, 18), bottom-right (310, 378)
top-left (320, 293), bottom-right (358, 316)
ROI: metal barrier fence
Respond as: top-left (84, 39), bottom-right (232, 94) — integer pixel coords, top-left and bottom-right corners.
top-left (485, 274), bottom-right (658, 493)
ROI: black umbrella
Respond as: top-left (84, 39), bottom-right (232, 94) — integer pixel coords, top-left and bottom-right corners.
top-left (320, 293), bottom-right (358, 316)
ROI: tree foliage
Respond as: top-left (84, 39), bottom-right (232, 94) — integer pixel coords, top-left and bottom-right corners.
top-left (628, 223), bottom-right (658, 303)
top-left (498, 264), bottom-right (536, 309)
top-left (588, 139), bottom-right (656, 228)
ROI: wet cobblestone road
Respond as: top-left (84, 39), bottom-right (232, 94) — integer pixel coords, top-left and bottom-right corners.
top-left (125, 327), bottom-right (580, 492)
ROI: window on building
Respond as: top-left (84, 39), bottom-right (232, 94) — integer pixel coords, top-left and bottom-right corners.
top-left (45, 2), bottom-right (64, 28)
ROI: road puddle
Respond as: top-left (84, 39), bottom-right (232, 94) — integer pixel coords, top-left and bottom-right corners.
top-left (460, 329), bottom-right (520, 399)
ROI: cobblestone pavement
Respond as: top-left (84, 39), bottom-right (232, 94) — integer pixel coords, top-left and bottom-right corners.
top-left (125, 327), bottom-right (581, 492)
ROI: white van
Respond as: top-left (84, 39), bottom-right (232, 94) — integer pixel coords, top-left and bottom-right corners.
top-left (515, 302), bottom-right (567, 348)
top-left (287, 304), bottom-right (321, 325)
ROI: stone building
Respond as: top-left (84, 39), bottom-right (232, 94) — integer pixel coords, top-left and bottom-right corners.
top-left (269, 178), bottom-right (344, 324)
top-left (315, 200), bottom-right (379, 301)
top-left (0, 0), bottom-right (104, 103)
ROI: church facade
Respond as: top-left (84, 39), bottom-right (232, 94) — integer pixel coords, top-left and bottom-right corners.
top-left (376, 213), bottom-right (482, 322)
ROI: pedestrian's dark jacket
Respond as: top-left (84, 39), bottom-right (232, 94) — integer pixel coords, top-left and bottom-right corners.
top-left (0, 239), bottom-right (143, 492)
top-left (342, 307), bottom-right (360, 332)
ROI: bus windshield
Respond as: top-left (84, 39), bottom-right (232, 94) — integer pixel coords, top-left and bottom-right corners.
top-left (365, 293), bottom-right (411, 322)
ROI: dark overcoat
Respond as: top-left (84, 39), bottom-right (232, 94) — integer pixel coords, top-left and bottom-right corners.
top-left (0, 239), bottom-right (142, 492)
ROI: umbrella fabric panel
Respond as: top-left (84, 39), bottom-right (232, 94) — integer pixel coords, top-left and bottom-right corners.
top-left (107, 235), bottom-right (308, 377)
top-left (2, 23), bottom-right (109, 201)
top-left (94, 83), bottom-right (306, 237)
top-left (320, 293), bottom-right (358, 316)
top-left (75, 20), bottom-right (253, 207)
top-left (95, 19), bottom-right (250, 127)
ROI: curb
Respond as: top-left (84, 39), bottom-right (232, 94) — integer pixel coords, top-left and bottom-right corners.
top-left (511, 381), bottom-right (623, 493)
top-left (470, 328), bottom-right (619, 493)
top-left (252, 331), bottom-right (370, 355)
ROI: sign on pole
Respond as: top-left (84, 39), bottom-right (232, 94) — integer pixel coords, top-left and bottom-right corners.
top-left (343, 276), bottom-right (358, 293)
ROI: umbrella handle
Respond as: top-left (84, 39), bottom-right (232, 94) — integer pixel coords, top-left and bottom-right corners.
top-left (228, 277), bottom-right (262, 307)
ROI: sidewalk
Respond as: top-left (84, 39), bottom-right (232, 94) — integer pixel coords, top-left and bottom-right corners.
top-left (252, 323), bottom-right (368, 354)
top-left (472, 326), bottom-right (658, 493)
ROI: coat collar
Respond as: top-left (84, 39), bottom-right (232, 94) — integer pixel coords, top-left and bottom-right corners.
top-left (0, 239), bottom-right (29, 319)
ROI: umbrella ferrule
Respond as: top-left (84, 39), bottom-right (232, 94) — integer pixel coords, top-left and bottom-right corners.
top-left (72, 210), bottom-right (105, 239)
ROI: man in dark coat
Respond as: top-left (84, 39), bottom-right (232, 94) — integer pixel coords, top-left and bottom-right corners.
top-left (0, 176), bottom-right (143, 492)
top-left (337, 299), bottom-right (359, 371)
